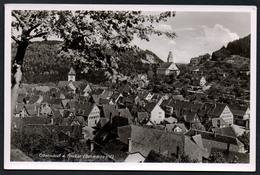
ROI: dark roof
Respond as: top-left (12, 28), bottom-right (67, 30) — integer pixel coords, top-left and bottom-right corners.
top-left (101, 139), bottom-right (128, 162)
top-left (102, 104), bottom-right (119, 119)
top-left (24, 105), bottom-right (39, 116)
top-left (198, 103), bottom-right (213, 117)
top-left (58, 81), bottom-right (70, 87)
top-left (184, 111), bottom-right (200, 123)
top-left (99, 98), bottom-right (111, 105)
top-left (185, 130), bottom-right (243, 146)
top-left (137, 112), bottom-right (149, 121)
top-left (117, 125), bottom-right (185, 157)
top-left (79, 103), bottom-right (96, 117)
top-left (144, 102), bottom-right (157, 113)
top-left (66, 101), bottom-right (79, 109)
top-left (144, 149), bottom-right (176, 162)
top-left (213, 126), bottom-right (237, 138)
top-left (27, 95), bottom-right (40, 104)
top-left (17, 94), bottom-right (26, 103)
top-left (68, 67), bottom-right (76, 75)
top-left (14, 104), bottom-right (25, 114)
top-left (228, 104), bottom-right (248, 117)
top-left (208, 103), bottom-right (227, 117)
top-left (158, 62), bottom-right (174, 69)
top-left (171, 95), bottom-right (184, 100)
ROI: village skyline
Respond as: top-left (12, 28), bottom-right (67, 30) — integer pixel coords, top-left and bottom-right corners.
top-left (5, 4), bottom-right (256, 171)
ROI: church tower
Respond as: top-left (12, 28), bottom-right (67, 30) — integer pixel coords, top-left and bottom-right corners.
top-left (167, 51), bottom-right (173, 62)
top-left (68, 67), bottom-right (76, 82)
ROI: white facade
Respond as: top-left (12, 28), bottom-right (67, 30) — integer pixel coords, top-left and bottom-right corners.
top-left (87, 105), bottom-right (101, 127)
top-left (150, 104), bottom-right (165, 124)
top-left (219, 106), bottom-right (234, 125)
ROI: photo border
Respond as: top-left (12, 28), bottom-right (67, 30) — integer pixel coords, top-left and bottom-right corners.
top-left (3, 3), bottom-right (257, 172)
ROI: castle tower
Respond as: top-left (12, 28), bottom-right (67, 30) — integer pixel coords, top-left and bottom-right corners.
top-left (68, 67), bottom-right (76, 82)
top-left (167, 51), bottom-right (173, 62)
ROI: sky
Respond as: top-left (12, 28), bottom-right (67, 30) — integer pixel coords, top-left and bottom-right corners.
top-left (131, 11), bottom-right (251, 63)
top-left (12, 10), bottom-right (251, 64)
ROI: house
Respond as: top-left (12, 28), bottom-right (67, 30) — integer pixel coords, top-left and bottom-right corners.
top-left (27, 95), bottom-right (43, 104)
top-left (68, 67), bottom-right (76, 81)
top-left (13, 104), bottom-right (25, 118)
top-left (102, 104), bottom-right (119, 121)
top-left (101, 139), bottom-right (128, 162)
top-left (124, 152), bottom-right (146, 163)
top-left (198, 102), bottom-right (214, 124)
top-left (79, 103), bottom-right (100, 127)
top-left (157, 62), bottom-right (180, 76)
top-left (185, 129), bottom-right (246, 153)
top-left (117, 125), bottom-right (208, 162)
top-left (229, 104), bottom-right (250, 128)
top-left (83, 84), bottom-right (93, 97)
top-left (144, 102), bottom-right (165, 124)
top-left (190, 57), bottom-right (200, 66)
top-left (157, 52), bottom-right (180, 76)
top-left (138, 90), bottom-right (154, 101)
top-left (191, 76), bottom-right (206, 86)
top-left (136, 112), bottom-right (149, 125)
top-left (24, 105), bottom-right (41, 117)
top-left (165, 123), bottom-right (188, 134)
top-left (208, 103), bottom-right (234, 125)
top-left (164, 116), bottom-right (177, 124)
top-left (110, 92), bottom-right (123, 103)
top-left (183, 110), bottom-right (201, 129)
top-left (191, 68), bottom-right (203, 75)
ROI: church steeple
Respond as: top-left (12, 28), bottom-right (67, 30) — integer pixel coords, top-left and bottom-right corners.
top-left (68, 67), bottom-right (76, 82)
top-left (167, 51), bottom-right (173, 62)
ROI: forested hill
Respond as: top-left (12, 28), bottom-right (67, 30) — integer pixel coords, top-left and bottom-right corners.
top-left (211, 35), bottom-right (250, 61)
top-left (11, 41), bottom-right (162, 84)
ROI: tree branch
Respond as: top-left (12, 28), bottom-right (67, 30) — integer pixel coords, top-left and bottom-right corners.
top-left (11, 35), bottom-right (21, 44)
top-left (11, 11), bottom-right (26, 28)
top-left (27, 23), bottom-right (42, 34)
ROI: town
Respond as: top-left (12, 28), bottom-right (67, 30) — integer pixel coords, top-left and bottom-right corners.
top-left (11, 50), bottom-right (250, 163)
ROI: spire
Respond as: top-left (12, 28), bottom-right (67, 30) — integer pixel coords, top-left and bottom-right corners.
top-left (68, 67), bottom-right (76, 81)
top-left (68, 67), bottom-right (76, 75)
top-left (167, 51), bottom-right (173, 62)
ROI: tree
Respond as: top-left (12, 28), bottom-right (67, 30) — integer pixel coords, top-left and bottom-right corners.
top-left (238, 131), bottom-right (250, 153)
top-left (11, 10), bottom-right (176, 116)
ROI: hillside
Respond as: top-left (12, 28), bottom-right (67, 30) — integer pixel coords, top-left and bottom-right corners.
top-left (11, 41), bottom-right (162, 84)
top-left (212, 35), bottom-right (250, 61)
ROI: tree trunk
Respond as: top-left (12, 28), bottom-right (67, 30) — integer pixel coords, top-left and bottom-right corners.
top-left (11, 41), bottom-right (29, 118)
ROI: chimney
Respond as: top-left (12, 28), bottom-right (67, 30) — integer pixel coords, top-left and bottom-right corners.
top-left (128, 138), bottom-right (132, 153)
top-left (90, 140), bottom-right (94, 152)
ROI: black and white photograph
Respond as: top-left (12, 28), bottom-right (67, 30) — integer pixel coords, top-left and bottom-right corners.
top-left (4, 4), bottom-right (256, 171)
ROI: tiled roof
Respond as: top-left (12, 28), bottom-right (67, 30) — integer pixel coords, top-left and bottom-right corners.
top-left (164, 117), bottom-right (177, 124)
top-left (208, 103), bottom-right (227, 117)
top-left (158, 62), bottom-right (174, 69)
top-left (68, 67), bottom-right (76, 75)
top-left (144, 102), bottom-right (157, 113)
top-left (58, 81), bottom-right (70, 87)
top-left (24, 105), bottom-right (40, 116)
top-left (184, 111), bottom-right (200, 123)
top-left (213, 126), bottom-right (237, 138)
top-left (117, 125), bottom-right (185, 157)
top-left (101, 139), bottom-right (128, 162)
top-left (228, 104), bottom-right (248, 117)
top-left (14, 104), bottom-right (25, 114)
top-left (102, 104), bottom-right (119, 119)
top-left (198, 102), bottom-right (213, 117)
top-left (185, 130), bottom-right (243, 146)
